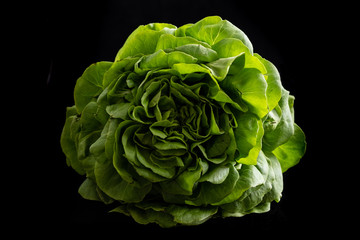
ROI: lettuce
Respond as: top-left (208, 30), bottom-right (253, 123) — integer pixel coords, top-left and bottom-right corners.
top-left (60, 16), bottom-right (306, 227)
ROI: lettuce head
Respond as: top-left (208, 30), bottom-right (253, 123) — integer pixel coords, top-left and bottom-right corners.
top-left (60, 16), bottom-right (306, 227)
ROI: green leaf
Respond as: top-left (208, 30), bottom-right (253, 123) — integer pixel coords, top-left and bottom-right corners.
top-left (264, 151), bottom-right (283, 202)
top-left (263, 89), bottom-right (295, 151)
top-left (161, 157), bottom-right (203, 195)
top-left (205, 133), bottom-right (231, 158)
top-left (172, 63), bottom-right (210, 75)
top-left (197, 144), bottom-right (227, 164)
top-left (170, 78), bottom-right (200, 101)
top-left (208, 105), bottom-right (223, 135)
top-left (74, 61), bottom-right (112, 113)
top-left (106, 102), bottom-right (131, 119)
top-left (113, 121), bottom-right (138, 183)
top-left (156, 33), bottom-right (211, 50)
top-left (167, 205), bottom-right (218, 225)
top-left (149, 120), bottom-right (177, 139)
top-left (175, 44), bottom-right (218, 62)
top-left (234, 111), bottom-right (264, 165)
top-left (94, 149), bottom-right (152, 202)
top-left (219, 151), bottom-right (273, 216)
top-left (186, 164), bottom-right (239, 205)
top-left (273, 123), bottom-right (306, 172)
top-left (255, 54), bottom-right (282, 111)
top-left (137, 50), bottom-right (168, 70)
top-left (153, 138), bottom-right (187, 151)
top-left (147, 22), bottom-right (177, 32)
top-left (212, 38), bottom-right (267, 75)
top-left (185, 16), bottom-right (253, 53)
top-left (223, 68), bottom-right (268, 118)
top-left (209, 88), bottom-right (246, 112)
top-left (112, 204), bottom-right (177, 228)
top-left (78, 101), bottom-right (103, 138)
top-left (199, 165), bottom-right (230, 184)
top-left (103, 57), bottom-right (140, 87)
top-left (136, 148), bottom-right (173, 181)
top-left (212, 38), bottom-right (250, 58)
top-left (115, 26), bottom-right (167, 61)
top-left (78, 178), bottom-right (101, 201)
top-left (60, 107), bottom-right (84, 174)
top-left (140, 80), bottom-right (163, 112)
top-left (204, 54), bottom-right (244, 81)
top-left (213, 163), bottom-right (264, 205)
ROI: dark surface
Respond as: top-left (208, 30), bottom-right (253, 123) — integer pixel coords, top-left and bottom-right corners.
top-left (31, 0), bottom-right (344, 236)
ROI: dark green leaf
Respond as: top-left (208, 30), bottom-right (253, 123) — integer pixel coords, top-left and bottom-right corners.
top-left (186, 164), bottom-right (239, 205)
top-left (167, 205), bottom-right (218, 225)
top-left (74, 61), bottom-right (112, 113)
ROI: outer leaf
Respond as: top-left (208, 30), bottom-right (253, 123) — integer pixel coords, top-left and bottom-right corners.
top-left (221, 67), bottom-right (268, 118)
top-left (78, 101), bottom-right (103, 138)
top-left (174, 23), bottom-right (193, 37)
top-left (212, 38), bottom-right (250, 58)
top-left (220, 151), bottom-right (271, 216)
top-left (60, 106), bottom-right (84, 174)
top-left (204, 54), bottom-right (245, 81)
top-left (111, 204), bottom-right (177, 228)
top-left (167, 205), bottom-right (218, 225)
top-left (155, 33), bottom-right (211, 50)
top-left (255, 53), bottom-right (282, 112)
top-left (264, 151), bottom-right (283, 202)
top-left (213, 163), bottom-right (264, 205)
top-left (136, 146), bottom-right (175, 180)
top-left (103, 57), bottom-right (140, 87)
top-left (78, 178), bottom-right (101, 201)
top-left (185, 16), bottom-right (253, 53)
top-left (212, 38), bottom-right (266, 74)
top-left (74, 61), bottom-right (112, 113)
top-left (273, 123), bottom-right (306, 172)
top-left (94, 153), bottom-right (152, 202)
top-left (175, 44), bottom-right (218, 62)
top-left (199, 165), bottom-right (230, 184)
top-left (115, 24), bottom-right (175, 61)
top-left (263, 89), bottom-right (295, 151)
top-left (106, 102), bottom-right (131, 119)
top-left (232, 68), bottom-right (268, 118)
top-left (147, 23), bottom-right (177, 32)
top-left (234, 112), bottom-right (264, 165)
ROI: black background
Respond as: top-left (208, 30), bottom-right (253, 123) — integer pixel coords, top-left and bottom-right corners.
top-left (28, 0), bottom-right (350, 237)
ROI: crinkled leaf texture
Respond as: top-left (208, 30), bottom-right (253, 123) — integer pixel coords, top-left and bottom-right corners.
top-left (61, 16), bottom-right (306, 227)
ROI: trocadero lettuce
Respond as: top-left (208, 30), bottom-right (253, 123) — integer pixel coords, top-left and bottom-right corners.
top-left (61, 16), bottom-right (306, 227)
